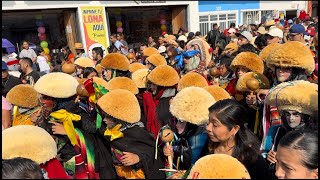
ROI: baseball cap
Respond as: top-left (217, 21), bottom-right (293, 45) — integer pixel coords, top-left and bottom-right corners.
top-left (288, 19), bottom-right (293, 24)
top-left (289, 24), bottom-right (308, 35)
top-left (2, 61), bottom-right (8, 70)
top-left (228, 28), bottom-right (236, 34)
top-left (267, 27), bottom-right (284, 38)
top-left (235, 31), bottom-right (253, 42)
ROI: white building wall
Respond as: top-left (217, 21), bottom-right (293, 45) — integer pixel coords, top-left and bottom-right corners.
top-left (2, 1), bottom-right (199, 33)
top-left (259, 1), bottom-right (307, 11)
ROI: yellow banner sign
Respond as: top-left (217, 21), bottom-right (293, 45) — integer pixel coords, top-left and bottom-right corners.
top-left (80, 6), bottom-right (108, 59)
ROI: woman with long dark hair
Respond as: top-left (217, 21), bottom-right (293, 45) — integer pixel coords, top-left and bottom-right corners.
top-left (61, 45), bottom-right (75, 64)
top-left (206, 99), bottom-right (269, 179)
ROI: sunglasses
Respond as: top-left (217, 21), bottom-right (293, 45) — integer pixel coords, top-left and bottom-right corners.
top-left (288, 33), bottom-right (300, 37)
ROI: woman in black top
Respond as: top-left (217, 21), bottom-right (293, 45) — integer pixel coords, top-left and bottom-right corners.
top-left (206, 99), bottom-right (270, 179)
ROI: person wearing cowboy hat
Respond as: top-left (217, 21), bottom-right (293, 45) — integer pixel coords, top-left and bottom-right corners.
top-left (74, 43), bottom-right (88, 60)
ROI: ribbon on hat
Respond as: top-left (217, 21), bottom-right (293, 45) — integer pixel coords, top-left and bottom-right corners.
top-left (253, 73), bottom-right (266, 87)
top-left (96, 111), bottom-right (103, 130)
top-left (93, 82), bottom-right (109, 95)
top-left (104, 124), bottom-right (124, 141)
top-left (50, 109), bottom-right (81, 146)
top-left (92, 82), bottom-right (109, 129)
top-left (12, 105), bottom-right (19, 121)
top-left (83, 78), bottom-right (95, 94)
top-left (174, 49), bottom-right (200, 69)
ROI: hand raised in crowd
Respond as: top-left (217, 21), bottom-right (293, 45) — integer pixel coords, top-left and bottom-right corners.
top-left (120, 152), bottom-right (140, 166)
top-left (266, 150), bottom-right (277, 165)
top-left (50, 121), bottom-right (67, 135)
top-left (256, 89), bottom-right (269, 101)
top-left (163, 144), bottom-right (174, 158)
top-left (246, 93), bottom-right (257, 106)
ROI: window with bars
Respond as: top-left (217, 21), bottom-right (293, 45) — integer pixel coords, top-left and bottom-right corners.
top-left (199, 12), bottom-right (237, 36)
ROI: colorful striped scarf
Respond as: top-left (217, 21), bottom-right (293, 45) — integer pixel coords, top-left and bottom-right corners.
top-left (74, 128), bottom-right (99, 179)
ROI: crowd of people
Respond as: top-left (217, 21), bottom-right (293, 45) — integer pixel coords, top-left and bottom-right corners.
top-left (2, 14), bottom-right (318, 179)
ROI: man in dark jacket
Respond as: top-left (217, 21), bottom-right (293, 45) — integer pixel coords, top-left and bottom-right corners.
top-left (206, 23), bottom-right (221, 49)
top-left (2, 61), bottom-right (22, 97)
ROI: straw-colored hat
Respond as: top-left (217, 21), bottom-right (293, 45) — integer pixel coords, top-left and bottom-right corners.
top-left (143, 47), bottom-right (160, 57)
top-left (266, 41), bottom-right (315, 74)
top-left (74, 43), bottom-right (84, 50)
top-left (62, 63), bottom-right (76, 74)
top-left (6, 84), bottom-right (39, 108)
top-left (203, 85), bottom-right (231, 101)
top-left (170, 87), bottom-right (216, 125)
top-left (106, 77), bottom-right (139, 95)
top-left (224, 42), bottom-right (238, 54)
top-left (101, 53), bottom-right (130, 71)
top-left (34, 72), bottom-right (79, 98)
top-left (2, 125), bottom-right (57, 164)
top-left (97, 89), bottom-right (141, 123)
top-left (74, 57), bottom-right (95, 68)
top-left (257, 26), bottom-right (268, 34)
top-left (177, 72), bottom-right (208, 91)
top-left (146, 54), bottom-right (167, 67)
top-left (230, 52), bottom-right (264, 74)
top-left (265, 80), bottom-right (318, 116)
top-left (131, 69), bottom-right (149, 89)
top-left (129, 63), bottom-right (148, 73)
top-left (95, 64), bottom-right (105, 74)
top-left (259, 43), bottom-right (282, 62)
top-left (187, 154), bottom-right (251, 179)
top-left (147, 65), bottom-right (179, 87)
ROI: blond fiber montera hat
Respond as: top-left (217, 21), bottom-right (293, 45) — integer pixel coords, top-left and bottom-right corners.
top-left (146, 54), bottom-right (167, 67)
top-left (2, 125), bottom-right (57, 164)
top-left (187, 154), bottom-right (251, 179)
top-left (203, 85), bottom-right (231, 101)
top-left (266, 41), bottom-right (315, 74)
top-left (129, 63), bottom-right (148, 73)
top-left (265, 80), bottom-right (318, 116)
top-left (147, 65), bottom-right (180, 87)
top-left (97, 89), bottom-right (141, 123)
top-left (170, 87), bottom-right (216, 125)
top-left (6, 84), bottom-right (39, 108)
top-left (230, 52), bottom-right (264, 74)
top-left (74, 57), bottom-right (95, 68)
top-left (34, 72), bottom-right (79, 98)
top-left (259, 43), bottom-right (282, 62)
top-left (143, 47), bottom-right (160, 57)
top-left (101, 53), bottom-right (130, 71)
top-left (106, 77), bottom-right (139, 95)
top-left (131, 69), bottom-right (149, 89)
top-left (177, 72), bottom-right (208, 91)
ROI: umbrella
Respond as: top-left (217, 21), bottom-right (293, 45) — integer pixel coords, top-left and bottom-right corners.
top-left (2, 38), bottom-right (16, 54)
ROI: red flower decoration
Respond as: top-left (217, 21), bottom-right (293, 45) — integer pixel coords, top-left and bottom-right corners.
top-left (208, 47), bottom-right (213, 53)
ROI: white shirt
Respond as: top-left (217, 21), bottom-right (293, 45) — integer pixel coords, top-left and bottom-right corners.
top-left (36, 56), bottom-right (50, 72)
top-left (114, 40), bottom-right (128, 55)
top-left (19, 48), bottom-right (37, 59)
